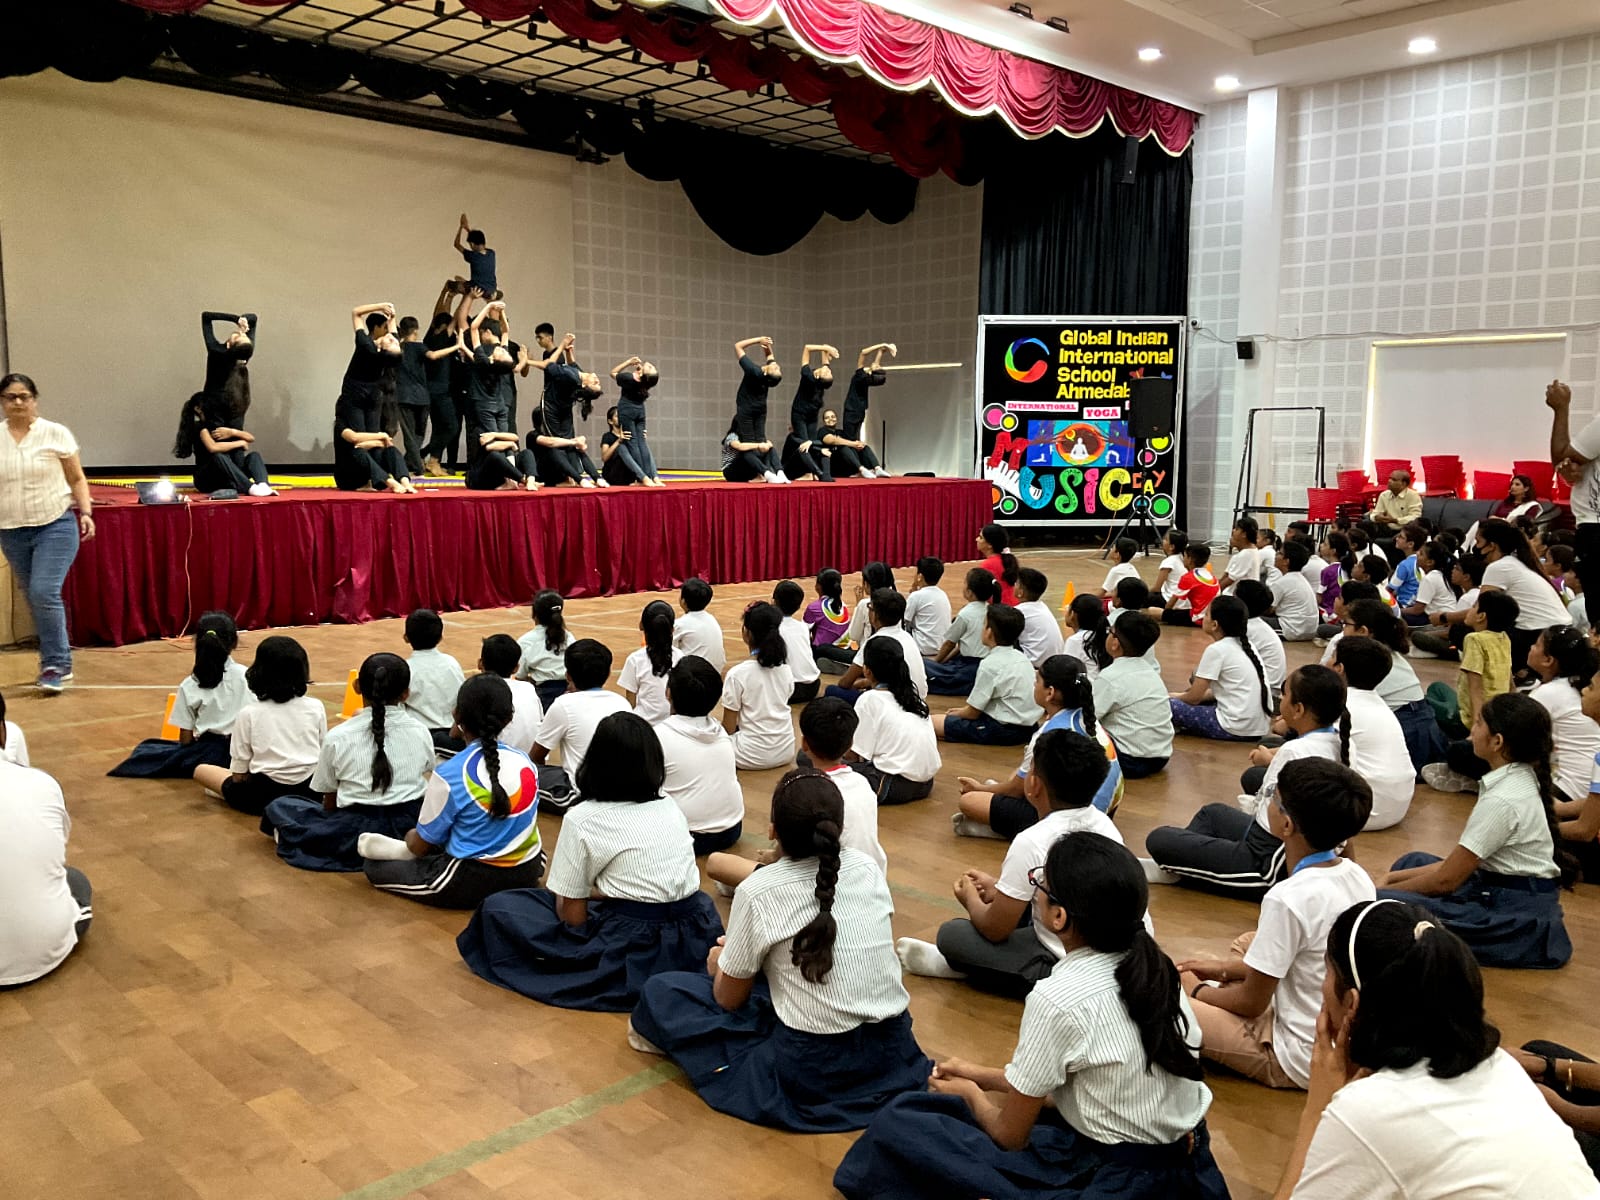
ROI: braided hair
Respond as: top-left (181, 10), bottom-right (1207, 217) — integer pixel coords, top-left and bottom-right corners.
top-left (771, 769), bottom-right (844, 984)
top-left (1285, 665), bottom-right (1350, 765)
top-left (1479, 693), bottom-right (1577, 889)
top-left (862, 636), bottom-right (928, 718)
top-left (357, 652), bottom-right (411, 795)
top-left (640, 599), bottom-right (676, 677)
top-left (1208, 596), bottom-right (1271, 716)
top-left (1347, 598), bottom-right (1412, 654)
top-left (456, 674), bottom-right (516, 817)
top-left (1038, 654), bottom-right (1097, 738)
top-left (1533, 624), bottom-right (1598, 691)
top-left (191, 610), bottom-right (239, 690)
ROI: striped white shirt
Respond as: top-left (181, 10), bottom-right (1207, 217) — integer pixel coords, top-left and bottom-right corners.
top-left (1006, 948), bottom-right (1212, 1145)
top-left (1461, 762), bottom-right (1560, 879)
top-left (0, 418), bottom-right (77, 530)
top-left (544, 795), bottom-right (701, 903)
top-left (718, 849), bottom-right (909, 1035)
top-left (310, 706), bottom-right (434, 808)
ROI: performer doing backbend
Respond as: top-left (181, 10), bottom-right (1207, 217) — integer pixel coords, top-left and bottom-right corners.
top-left (731, 335), bottom-right (788, 484)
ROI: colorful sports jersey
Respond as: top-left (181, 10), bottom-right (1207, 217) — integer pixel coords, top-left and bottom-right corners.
top-left (1019, 708), bottom-right (1124, 815)
top-left (416, 741), bottom-right (541, 865)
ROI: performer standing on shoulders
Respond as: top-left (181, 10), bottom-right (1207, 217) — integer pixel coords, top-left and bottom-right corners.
top-left (732, 335), bottom-right (788, 484)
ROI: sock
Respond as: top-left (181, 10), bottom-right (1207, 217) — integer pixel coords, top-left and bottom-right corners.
top-left (950, 813), bottom-right (1006, 840)
top-left (626, 1020), bottom-right (664, 1055)
top-left (358, 832), bottom-right (417, 861)
top-left (896, 937), bottom-right (967, 980)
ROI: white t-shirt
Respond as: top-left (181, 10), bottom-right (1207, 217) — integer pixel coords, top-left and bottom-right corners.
top-left (501, 677), bottom-right (546, 756)
top-left (1481, 557), bottom-right (1572, 630)
top-left (516, 626), bottom-right (571, 683)
top-left (1345, 690), bottom-right (1416, 831)
top-left (172, 659), bottom-right (251, 736)
top-left (0, 763), bottom-right (82, 986)
top-left (1195, 638), bottom-right (1273, 739)
top-left (824, 764), bottom-right (887, 874)
top-left (1302, 553), bottom-right (1328, 594)
top-left (1063, 630), bottom-right (1101, 680)
top-left (1252, 730), bottom-right (1341, 831)
top-left (1567, 411), bottom-right (1600, 525)
top-left (1157, 554), bottom-right (1185, 602)
top-left (722, 657), bottom-right (796, 769)
top-left (1223, 546), bottom-right (1258, 592)
top-left (1244, 858), bottom-right (1376, 1088)
top-left (852, 688), bottom-right (940, 783)
top-left (3, 720), bottom-right (29, 766)
top-left (778, 616), bottom-right (821, 685)
top-left (656, 714), bottom-right (743, 834)
top-left (1413, 569), bottom-right (1457, 616)
top-left (1269, 572), bottom-right (1319, 641)
top-left (1248, 617), bottom-right (1288, 693)
top-left (1101, 561), bottom-right (1139, 594)
top-left (999, 806), bottom-right (1136, 961)
top-left (1292, 1050), bottom-right (1600, 1199)
top-left (672, 609), bottom-right (726, 672)
top-left (618, 645), bottom-right (683, 725)
top-left (534, 688), bottom-right (631, 781)
top-left (1375, 649), bottom-right (1426, 708)
top-left (1532, 678), bottom-right (1600, 801)
top-left (404, 648), bottom-right (465, 730)
top-left (1016, 600), bottom-right (1066, 666)
top-left (903, 585), bottom-right (953, 658)
top-left (229, 697), bottom-right (327, 784)
top-left (0, 417), bottom-right (77, 530)
top-left (852, 625), bottom-right (929, 698)
top-left (1259, 545), bottom-right (1281, 583)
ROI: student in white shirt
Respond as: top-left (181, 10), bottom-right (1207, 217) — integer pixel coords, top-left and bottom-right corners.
top-left (1063, 594), bottom-right (1112, 679)
top-left (1092, 612), bottom-right (1173, 779)
top-left (630, 769), bottom-right (932, 1132)
top-left (1476, 517), bottom-right (1573, 671)
top-left (1168, 596), bottom-right (1273, 743)
top-left (0, 761), bottom-right (92, 987)
top-left (772, 579), bottom-right (823, 704)
top-left (1330, 637), bottom-right (1418, 831)
top-left (531, 639), bottom-right (631, 810)
top-left (0, 689), bottom-right (27, 766)
top-left (1401, 541), bottom-right (1458, 625)
top-left (1236, 580), bottom-right (1288, 697)
top-left (897, 730), bottom-right (1121, 993)
top-left (1527, 628), bottom-right (1600, 805)
top-left (926, 569), bottom-right (999, 695)
top-left (839, 832), bottom-right (1227, 1200)
top-left (903, 557), bottom-right (954, 659)
top-left (1108, 576), bottom-right (1152, 630)
top-left (109, 610), bottom-right (249, 778)
top-left (193, 635), bottom-right (326, 816)
top-left (1013, 567), bottom-right (1066, 666)
top-left (618, 600), bottom-right (682, 724)
top-left (672, 577), bottom-right (726, 673)
top-left (1412, 551), bottom-right (1485, 660)
top-left (1344, 598), bottom-right (1447, 772)
top-left (829, 587), bottom-right (929, 702)
top-left (477, 633), bottom-right (545, 756)
top-left (517, 589), bottom-right (574, 714)
top-left (934, 605), bottom-right (1042, 745)
top-left (722, 602), bottom-right (797, 769)
top-left (403, 607), bottom-right (467, 749)
top-left (656, 656), bottom-right (744, 856)
top-left (849, 637), bottom-right (939, 806)
top-left (1217, 515), bottom-right (1261, 594)
top-left (1153, 527), bottom-right (1189, 607)
top-left (260, 653), bottom-right (434, 872)
top-left (1099, 536), bottom-right (1140, 599)
top-left (1257, 527), bottom-right (1283, 584)
top-left (1269, 542), bottom-right (1320, 641)
top-left (460, 712), bottom-right (722, 1012)
top-left (1180, 757), bottom-right (1376, 1089)
top-left (1274, 899), bottom-right (1597, 1199)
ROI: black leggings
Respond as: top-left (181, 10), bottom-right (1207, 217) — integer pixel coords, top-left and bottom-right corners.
top-left (544, 443), bottom-right (599, 484)
top-left (783, 440), bottom-right (832, 481)
top-left (423, 390), bottom-right (458, 462)
top-left (199, 448), bottom-right (268, 493)
top-left (723, 444), bottom-right (781, 481)
top-left (467, 448), bottom-right (538, 489)
top-left (338, 443), bottom-right (407, 490)
top-left (398, 406), bottom-right (429, 475)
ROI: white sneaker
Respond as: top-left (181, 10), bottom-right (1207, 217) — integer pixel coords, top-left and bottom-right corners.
top-left (775, 471), bottom-right (792, 484)
top-left (203, 787), bottom-right (223, 800)
top-left (247, 482), bottom-right (275, 497)
top-left (1236, 792), bottom-right (1261, 815)
top-left (579, 477), bottom-right (596, 489)
top-left (1140, 857), bottom-right (1181, 885)
top-left (595, 479), bottom-right (610, 488)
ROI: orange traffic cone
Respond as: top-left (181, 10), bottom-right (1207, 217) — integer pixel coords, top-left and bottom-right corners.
top-left (158, 693), bottom-right (181, 740)
top-left (1060, 580), bottom-right (1076, 616)
top-left (338, 669), bottom-right (362, 719)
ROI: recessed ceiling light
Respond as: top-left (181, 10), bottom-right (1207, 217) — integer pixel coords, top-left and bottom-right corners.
top-left (1408, 36), bottom-right (1437, 55)
top-left (1138, 47), bottom-right (1162, 62)
top-left (1215, 74), bottom-right (1240, 92)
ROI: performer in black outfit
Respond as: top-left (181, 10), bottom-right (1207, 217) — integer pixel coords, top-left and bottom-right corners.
top-left (831, 342), bottom-right (893, 477)
top-left (784, 342), bottom-right (840, 482)
top-left (179, 310), bottom-right (275, 495)
top-left (333, 302), bottom-right (414, 494)
top-left (527, 333), bottom-right (605, 487)
top-left (721, 425), bottom-right (783, 483)
top-left (731, 334), bottom-right (788, 483)
top-left (200, 310), bottom-right (256, 423)
top-left (421, 286), bottom-right (468, 477)
top-left (607, 355), bottom-right (664, 487)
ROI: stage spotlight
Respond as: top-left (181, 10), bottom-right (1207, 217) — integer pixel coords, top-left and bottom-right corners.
top-left (1137, 46), bottom-right (1162, 62)
top-left (1408, 36), bottom-right (1437, 55)
top-left (137, 479), bottom-right (185, 506)
top-left (1045, 16), bottom-right (1069, 32)
top-left (1008, 2), bottom-right (1033, 18)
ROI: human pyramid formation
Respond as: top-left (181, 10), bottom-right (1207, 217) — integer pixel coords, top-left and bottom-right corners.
top-left (5, 516), bottom-right (1599, 1199)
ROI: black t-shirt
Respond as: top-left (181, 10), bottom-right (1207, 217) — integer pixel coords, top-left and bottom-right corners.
top-left (422, 329), bottom-right (455, 396)
top-left (543, 363), bottom-right (582, 437)
top-left (616, 381), bottom-right (648, 431)
top-left (735, 354), bottom-right (776, 414)
top-left (600, 431), bottom-right (635, 486)
top-left (843, 368), bottom-right (882, 435)
top-left (202, 312), bottom-right (256, 396)
top-left (341, 331), bottom-right (387, 405)
top-left (470, 343), bottom-right (515, 417)
top-left (397, 342), bottom-right (431, 408)
top-left (791, 363), bottom-right (831, 437)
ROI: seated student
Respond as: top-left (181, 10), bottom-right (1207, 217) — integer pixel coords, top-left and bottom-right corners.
top-left (1273, 900), bottom-right (1597, 1199)
top-left (836, 832), bottom-right (1228, 1200)
top-left (1412, 551), bottom-right (1486, 660)
top-left (896, 730), bottom-right (1121, 996)
top-left (1235, 580), bottom-right (1289, 699)
top-left (1178, 759), bottom-right (1376, 1090)
top-left (193, 635), bottom-right (326, 816)
top-left (360, 675), bottom-right (546, 907)
top-left (0, 759), bottom-right (93, 988)
top-left (531, 639), bottom-right (631, 810)
top-left (1401, 540), bottom-right (1458, 627)
top-left (1315, 531), bottom-right (1354, 630)
top-left (402, 608), bottom-right (467, 751)
top-left (1257, 527), bottom-right (1283, 583)
top-left (1168, 596), bottom-right (1274, 743)
top-left (933, 605), bottom-right (1042, 746)
top-left (830, 587), bottom-right (929, 705)
top-left (1092, 612), bottom-right (1173, 779)
top-left (1012, 568), bottom-right (1065, 666)
top-left (260, 654), bottom-right (435, 872)
top-left (1099, 537), bottom-right (1140, 601)
top-left (722, 602), bottom-right (797, 770)
top-left (926, 569), bottom-right (999, 695)
top-left (1378, 692), bottom-right (1575, 969)
top-left (656, 657), bottom-right (744, 856)
top-left (804, 568), bottom-right (856, 674)
top-left (478, 633), bottom-right (544, 756)
top-left (629, 769), bottom-right (932, 1132)
top-left (1146, 664), bottom-right (1348, 899)
top-left (848, 638), bottom-right (940, 806)
top-left (903, 557), bottom-right (953, 659)
top-left (1108, 576), bottom-right (1151, 627)
top-left (1218, 515), bottom-right (1261, 593)
top-left (1387, 522), bottom-right (1427, 610)
top-left (1329, 636), bottom-right (1417, 831)
top-left (1269, 541), bottom-right (1321, 641)
top-left (954, 655), bottom-right (1121, 840)
top-left (1422, 591), bottom-right (1517, 759)
top-left (671, 577), bottom-right (726, 673)
top-left (1153, 527), bottom-right (1189, 611)
top-left (772, 580), bottom-right (823, 705)
top-left (109, 611), bottom-right (249, 778)
top-left (619, 600), bottom-right (682, 725)
top-left (1062, 594), bottom-right (1112, 680)
top-left (1510, 1040), bottom-right (1600, 1177)
top-left (1164, 540), bottom-right (1220, 627)
top-left (1354, 552), bottom-right (1398, 607)
top-left (458, 713), bottom-right (722, 1011)
top-left (517, 589), bottom-right (573, 714)
top-left (0, 687), bottom-right (27, 766)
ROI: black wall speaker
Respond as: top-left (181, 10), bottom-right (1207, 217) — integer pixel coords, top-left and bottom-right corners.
top-left (1119, 134), bottom-right (1139, 184)
top-left (1128, 376), bottom-right (1176, 440)
top-left (1236, 338), bottom-right (1256, 360)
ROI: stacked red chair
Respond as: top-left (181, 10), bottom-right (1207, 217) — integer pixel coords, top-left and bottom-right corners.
top-left (1474, 470), bottom-right (1513, 502)
top-left (1420, 454), bottom-right (1464, 497)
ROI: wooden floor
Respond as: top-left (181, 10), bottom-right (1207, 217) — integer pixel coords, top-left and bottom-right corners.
top-left (3, 547), bottom-right (1596, 1200)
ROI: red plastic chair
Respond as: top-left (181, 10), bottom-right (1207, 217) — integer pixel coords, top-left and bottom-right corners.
top-left (1512, 460), bottom-right (1554, 499)
top-left (1306, 488), bottom-right (1342, 527)
top-left (1373, 458), bottom-right (1415, 485)
top-left (1337, 469), bottom-right (1371, 498)
top-left (1473, 470), bottom-right (1512, 502)
top-left (1420, 454), bottom-right (1463, 496)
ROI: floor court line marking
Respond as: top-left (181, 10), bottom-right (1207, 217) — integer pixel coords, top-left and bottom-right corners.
top-left (337, 1061), bottom-right (683, 1200)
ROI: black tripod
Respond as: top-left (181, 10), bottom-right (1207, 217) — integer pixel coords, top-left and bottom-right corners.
top-left (1103, 495), bottom-right (1161, 559)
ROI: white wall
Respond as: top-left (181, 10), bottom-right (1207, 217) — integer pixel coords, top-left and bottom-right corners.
top-left (0, 73), bottom-right (575, 466)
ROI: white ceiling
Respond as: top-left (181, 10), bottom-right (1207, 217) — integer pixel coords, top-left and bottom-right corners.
top-left (874, 0), bottom-right (1600, 110)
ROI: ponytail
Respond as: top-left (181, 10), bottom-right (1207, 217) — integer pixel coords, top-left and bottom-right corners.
top-left (358, 652), bottom-right (410, 795)
top-left (1348, 598), bottom-right (1411, 653)
top-left (191, 611), bottom-right (238, 690)
top-left (863, 636), bottom-right (928, 718)
top-left (641, 600), bottom-right (676, 677)
top-left (533, 589), bottom-right (568, 655)
top-left (1209, 596), bottom-right (1271, 716)
top-left (770, 770), bottom-right (844, 985)
top-left (1067, 595), bottom-right (1111, 670)
top-left (817, 568), bottom-right (844, 606)
top-left (1338, 710), bottom-right (1351, 766)
top-left (1538, 624), bottom-right (1598, 691)
top-left (1286, 665), bottom-right (1346, 761)
top-left (173, 394), bottom-right (205, 460)
top-left (980, 523), bottom-right (1019, 587)
top-left (456, 674), bottom-right (516, 818)
top-left (1039, 654), bottom-right (1096, 737)
top-left (744, 602), bottom-right (789, 669)
top-left (965, 567), bottom-right (1001, 606)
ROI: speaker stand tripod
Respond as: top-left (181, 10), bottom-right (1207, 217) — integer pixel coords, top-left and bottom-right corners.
top-left (1102, 498), bottom-right (1162, 559)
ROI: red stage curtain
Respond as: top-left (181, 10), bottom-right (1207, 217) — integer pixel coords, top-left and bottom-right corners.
top-left (62, 480), bottom-right (991, 646)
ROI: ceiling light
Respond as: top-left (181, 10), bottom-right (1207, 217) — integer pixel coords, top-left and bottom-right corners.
top-left (1214, 74), bottom-right (1240, 92)
top-left (1137, 47), bottom-right (1161, 62)
top-left (481, 15), bottom-right (491, 28)
top-left (1408, 36), bottom-right (1437, 55)
top-left (1007, 3), bottom-right (1033, 19)
top-left (1045, 16), bottom-right (1069, 33)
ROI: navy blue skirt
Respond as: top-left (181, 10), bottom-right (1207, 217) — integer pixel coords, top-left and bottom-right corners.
top-left (457, 890), bottom-right (723, 1012)
top-left (1393, 698), bottom-right (1447, 774)
top-left (1379, 851), bottom-right (1572, 969)
top-left (108, 732), bottom-right (230, 778)
top-left (630, 971), bottom-right (932, 1132)
top-left (835, 1092), bottom-right (1232, 1200)
top-left (260, 796), bottom-right (422, 872)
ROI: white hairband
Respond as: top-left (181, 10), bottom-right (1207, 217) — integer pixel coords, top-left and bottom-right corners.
top-left (1346, 899), bottom-right (1402, 991)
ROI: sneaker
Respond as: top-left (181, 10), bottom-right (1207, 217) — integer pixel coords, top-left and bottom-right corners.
top-left (1140, 857), bottom-right (1181, 885)
top-left (579, 477), bottom-right (596, 489)
top-left (203, 787), bottom-right (223, 800)
top-left (37, 668), bottom-right (67, 694)
top-left (595, 479), bottom-right (610, 488)
top-left (626, 1021), bottom-right (664, 1056)
top-left (247, 482), bottom-right (275, 498)
top-left (774, 471), bottom-right (791, 484)
top-left (1421, 763), bottom-right (1479, 794)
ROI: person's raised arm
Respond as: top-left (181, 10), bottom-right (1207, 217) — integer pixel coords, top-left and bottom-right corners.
top-left (351, 302), bottom-right (394, 334)
top-left (1547, 380), bottom-right (1586, 465)
top-left (432, 280), bottom-right (454, 317)
top-left (560, 333), bottom-right (577, 365)
top-left (734, 336), bottom-right (769, 364)
top-left (610, 355), bottom-right (642, 379)
top-left (453, 211), bottom-right (470, 254)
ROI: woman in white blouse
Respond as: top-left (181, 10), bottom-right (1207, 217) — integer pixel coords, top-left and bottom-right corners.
top-left (0, 374), bottom-right (94, 693)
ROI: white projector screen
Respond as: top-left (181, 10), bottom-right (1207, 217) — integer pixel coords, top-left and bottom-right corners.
top-left (1367, 335), bottom-right (1569, 491)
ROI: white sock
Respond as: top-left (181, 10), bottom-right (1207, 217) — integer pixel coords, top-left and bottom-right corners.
top-left (763, 471), bottom-right (780, 484)
top-left (358, 832), bottom-right (417, 861)
top-left (896, 937), bottom-right (967, 979)
top-left (1140, 857), bottom-right (1181, 885)
top-left (626, 1020), bottom-right (664, 1055)
top-left (950, 814), bottom-right (1006, 840)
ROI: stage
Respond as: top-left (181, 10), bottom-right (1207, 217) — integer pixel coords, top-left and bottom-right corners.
top-left (65, 476), bottom-right (992, 647)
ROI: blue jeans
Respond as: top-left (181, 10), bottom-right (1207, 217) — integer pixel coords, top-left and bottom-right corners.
top-left (0, 510), bottom-right (80, 672)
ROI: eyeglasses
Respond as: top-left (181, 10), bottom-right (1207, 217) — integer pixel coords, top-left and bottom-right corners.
top-left (1026, 865), bottom-right (1064, 908)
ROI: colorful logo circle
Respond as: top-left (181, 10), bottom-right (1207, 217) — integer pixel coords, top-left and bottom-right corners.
top-left (1001, 413), bottom-right (1018, 432)
top-left (982, 403), bottom-right (1009, 430)
top-left (462, 745), bottom-right (537, 816)
top-left (998, 495), bottom-right (1019, 516)
top-left (1150, 436), bottom-right (1171, 452)
top-left (1004, 338), bottom-right (1050, 384)
top-left (1150, 494), bottom-right (1174, 518)
top-left (1137, 448), bottom-right (1157, 468)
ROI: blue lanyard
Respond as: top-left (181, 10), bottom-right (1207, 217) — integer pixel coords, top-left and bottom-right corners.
top-left (1292, 849), bottom-right (1339, 874)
